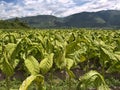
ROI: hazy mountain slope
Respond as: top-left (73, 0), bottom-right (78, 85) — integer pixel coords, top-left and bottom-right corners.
top-left (8, 10), bottom-right (120, 28)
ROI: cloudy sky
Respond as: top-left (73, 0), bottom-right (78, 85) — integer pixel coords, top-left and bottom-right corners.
top-left (0, 0), bottom-right (120, 19)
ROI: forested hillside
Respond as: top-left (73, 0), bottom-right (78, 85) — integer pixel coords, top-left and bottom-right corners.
top-left (15, 10), bottom-right (120, 28)
top-left (0, 18), bottom-right (29, 29)
top-left (2, 10), bottom-right (120, 29)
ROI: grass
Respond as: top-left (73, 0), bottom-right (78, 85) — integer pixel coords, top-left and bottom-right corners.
top-left (0, 75), bottom-right (120, 90)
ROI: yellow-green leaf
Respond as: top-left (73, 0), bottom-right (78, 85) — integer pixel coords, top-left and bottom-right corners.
top-left (25, 56), bottom-right (40, 75)
top-left (39, 53), bottom-right (54, 74)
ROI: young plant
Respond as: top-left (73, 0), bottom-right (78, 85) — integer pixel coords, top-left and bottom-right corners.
top-left (19, 53), bottom-right (54, 90)
top-left (77, 70), bottom-right (110, 90)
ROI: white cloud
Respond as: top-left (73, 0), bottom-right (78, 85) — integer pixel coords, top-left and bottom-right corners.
top-left (61, 0), bottom-right (120, 16)
top-left (0, 0), bottom-right (120, 19)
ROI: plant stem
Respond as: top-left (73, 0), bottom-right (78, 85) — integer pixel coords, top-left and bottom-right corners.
top-left (6, 76), bottom-right (10, 90)
top-left (86, 59), bottom-right (90, 72)
top-left (68, 77), bottom-right (71, 90)
top-left (50, 71), bottom-right (53, 90)
top-left (102, 63), bottom-right (105, 77)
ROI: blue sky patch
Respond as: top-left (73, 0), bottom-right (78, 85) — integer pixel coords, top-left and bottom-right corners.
top-left (2, 0), bottom-right (16, 3)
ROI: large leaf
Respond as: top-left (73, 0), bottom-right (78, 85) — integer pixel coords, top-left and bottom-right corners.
top-left (66, 40), bottom-right (79, 55)
top-left (25, 56), bottom-right (40, 75)
top-left (54, 48), bottom-right (66, 69)
top-left (107, 61), bottom-right (120, 73)
top-left (10, 39), bottom-right (23, 60)
top-left (0, 43), bottom-right (21, 77)
top-left (67, 33), bottom-right (75, 44)
top-left (4, 42), bottom-right (21, 69)
top-left (101, 47), bottom-right (117, 61)
top-left (66, 69), bottom-right (75, 78)
top-left (55, 34), bottom-right (64, 43)
top-left (66, 58), bottom-right (74, 69)
top-left (12, 59), bottom-right (20, 69)
top-left (68, 50), bottom-right (86, 65)
top-left (114, 51), bottom-right (120, 61)
top-left (19, 75), bottom-right (44, 90)
top-left (77, 70), bottom-right (110, 90)
top-left (45, 39), bottom-right (54, 53)
top-left (39, 53), bottom-right (54, 74)
top-left (4, 43), bottom-right (16, 60)
top-left (0, 53), bottom-right (14, 77)
top-left (99, 47), bottom-right (113, 67)
top-left (3, 34), bottom-right (17, 44)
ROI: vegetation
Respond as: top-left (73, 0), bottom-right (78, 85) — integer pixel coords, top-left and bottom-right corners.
top-left (0, 29), bottom-right (120, 90)
top-left (13, 10), bottom-right (120, 29)
top-left (0, 18), bottom-right (29, 29)
top-left (2, 10), bottom-right (120, 29)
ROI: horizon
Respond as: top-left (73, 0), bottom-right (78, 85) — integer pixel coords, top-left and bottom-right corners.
top-left (5, 9), bottom-right (120, 20)
top-left (0, 0), bottom-right (120, 19)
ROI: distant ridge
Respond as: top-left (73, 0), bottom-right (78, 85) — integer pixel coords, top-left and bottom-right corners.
top-left (8, 10), bottom-right (120, 28)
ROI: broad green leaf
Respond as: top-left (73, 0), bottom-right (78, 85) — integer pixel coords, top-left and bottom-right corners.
top-left (101, 47), bottom-right (117, 61)
top-left (37, 34), bottom-right (44, 45)
top-left (67, 33), bottom-right (75, 44)
top-left (98, 84), bottom-right (110, 90)
top-left (39, 53), bottom-right (54, 74)
top-left (54, 49), bottom-right (66, 69)
top-left (55, 34), bottom-right (64, 43)
top-left (79, 55), bottom-right (86, 62)
top-left (1, 53), bottom-right (14, 76)
top-left (25, 56), bottom-right (40, 75)
top-left (19, 75), bottom-right (36, 90)
top-left (107, 61), bottom-right (120, 73)
top-left (5, 43), bottom-right (16, 59)
top-left (77, 70), bottom-right (110, 90)
top-left (35, 75), bottom-right (46, 90)
top-left (12, 59), bottom-right (20, 69)
top-left (66, 69), bottom-right (75, 78)
top-left (45, 39), bottom-right (54, 53)
top-left (114, 51), bottom-right (120, 61)
top-left (9, 34), bottom-right (17, 43)
top-left (66, 58), bottom-right (74, 69)
top-left (3, 34), bottom-right (16, 44)
top-left (66, 39), bottom-right (81, 55)
top-left (55, 40), bottom-right (63, 48)
top-left (99, 47), bottom-right (112, 66)
top-left (10, 39), bottom-right (23, 60)
top-left (4, 42), bottom-right (21, 69)
top-left (19, 75), bottom-right (44, 90)
top-left (68, 50), bottom-right (86, 65)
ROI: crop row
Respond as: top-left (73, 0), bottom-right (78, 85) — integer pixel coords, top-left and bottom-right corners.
top-left (0, 29), bottom-right (120, 90)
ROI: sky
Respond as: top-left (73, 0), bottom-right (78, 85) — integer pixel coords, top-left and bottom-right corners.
top-left (0, 0), bottom-right (120, 19)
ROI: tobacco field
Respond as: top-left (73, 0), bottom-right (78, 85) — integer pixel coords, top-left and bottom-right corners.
top-left (0, 29), bottom-right (120, 90)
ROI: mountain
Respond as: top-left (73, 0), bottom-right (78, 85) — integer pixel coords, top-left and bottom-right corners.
top-left (19, 15), bottom-right (64, 28)
top-left (64, 10), bottom-right (120, 28)
top-left (8, 10), bottom-right (120, 28)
